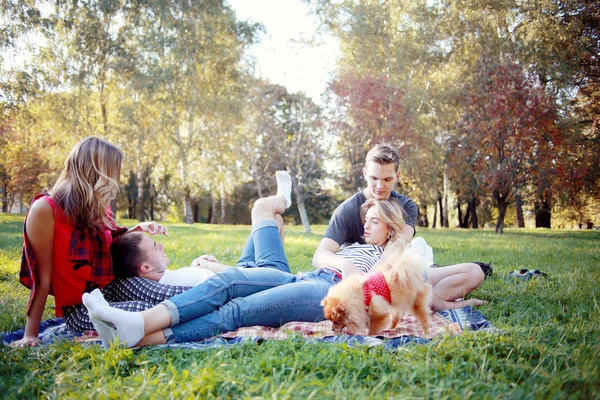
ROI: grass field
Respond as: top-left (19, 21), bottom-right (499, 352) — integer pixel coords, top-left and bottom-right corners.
top-left (0, 213), bottom-right (599, 399)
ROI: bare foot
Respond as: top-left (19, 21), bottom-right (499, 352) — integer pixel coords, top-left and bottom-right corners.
top-left (431, 294), bottom-right (488, 311)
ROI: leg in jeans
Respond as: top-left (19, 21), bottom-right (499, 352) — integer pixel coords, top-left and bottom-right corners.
top-left (162, 267), bottom-right (299, 324)
top-left (166, 269), bottom-right (340, 342)
top-left (162, 218), bottom-right (297, 323)
top-left (236, 221), bottom-right (290, 272)
top-left (236, 195), bottom-right (290, 272)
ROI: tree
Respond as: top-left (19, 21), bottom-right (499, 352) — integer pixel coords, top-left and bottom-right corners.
top-left (330, 73), bottom-right (415, 191)
top-left (454, 62), bottom-right (566, 233)
top-left (242, 82), bottom-right (330, 233)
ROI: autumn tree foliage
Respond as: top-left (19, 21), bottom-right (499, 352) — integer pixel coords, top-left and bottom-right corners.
top-left (330, 73), bottom-right (416, 192)
top-left (449, 63), bottom-right (567, 233)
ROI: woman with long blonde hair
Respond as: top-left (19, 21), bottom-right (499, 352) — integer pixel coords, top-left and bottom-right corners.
top-left (12, 136), bottom-right (188, 347)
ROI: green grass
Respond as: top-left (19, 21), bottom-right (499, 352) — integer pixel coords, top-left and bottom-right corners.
top-left (1, 214), bottom-right (599, 399)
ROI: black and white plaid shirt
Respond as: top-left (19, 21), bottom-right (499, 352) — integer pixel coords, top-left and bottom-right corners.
top-left (63, 277), bottom-right (190, 332)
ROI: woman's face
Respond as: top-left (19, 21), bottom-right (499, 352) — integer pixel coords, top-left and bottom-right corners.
top-left (363, 206), bottom-right (391, 246)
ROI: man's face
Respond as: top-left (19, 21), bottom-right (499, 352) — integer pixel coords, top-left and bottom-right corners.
top-left (138, 235), bottom-right (170, 281)
top-left (363, 161), bottom-right (399, 200)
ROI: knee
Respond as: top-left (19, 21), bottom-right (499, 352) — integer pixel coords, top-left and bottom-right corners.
top-left (251, 198), bottom-right (273, 221)
top-left (467, 263), bottom-right (485, 289)
top-left (251, 198), bottom-right (269, 214)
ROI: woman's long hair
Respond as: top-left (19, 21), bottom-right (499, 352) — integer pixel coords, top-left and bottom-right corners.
top-left (360, 198), bottom-right (407, 243)
top-left (51, 136), bottom-right (122, 232)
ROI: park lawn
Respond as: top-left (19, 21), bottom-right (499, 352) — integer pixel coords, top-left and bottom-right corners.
top-left (0, 213), bottom-right (598, 399)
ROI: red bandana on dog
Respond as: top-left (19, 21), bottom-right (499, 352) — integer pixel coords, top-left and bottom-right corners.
top-left (363, 270), bottom-right (392, 306)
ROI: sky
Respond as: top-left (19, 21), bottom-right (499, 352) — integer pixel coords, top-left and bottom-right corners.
top-left (3, 1), bottom-right (340, 104)
top-left (228, 0), bottom-right (340, 103)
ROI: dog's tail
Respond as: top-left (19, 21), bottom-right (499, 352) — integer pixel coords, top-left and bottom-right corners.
top-left (383, 247), bottom-right (429, 288)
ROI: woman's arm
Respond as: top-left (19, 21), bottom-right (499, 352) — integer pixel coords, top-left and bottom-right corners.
top-left (11, 200), bottom-right (54, 347)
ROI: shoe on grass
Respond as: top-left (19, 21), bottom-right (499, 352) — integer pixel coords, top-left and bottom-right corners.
top-left (508, 269), bottom-right (548, 281)
top-left (473, 262), bottom-right (493, 279)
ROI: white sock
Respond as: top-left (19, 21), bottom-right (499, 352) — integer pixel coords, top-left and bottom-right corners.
top-left (85, 289), bottom-right (112, 348)
top-left (90, 288), bottom-right (109, 306)
top-left (276, 171), bottom-right (292, 209)
top-left (82, 291), bottom-right (145, 349)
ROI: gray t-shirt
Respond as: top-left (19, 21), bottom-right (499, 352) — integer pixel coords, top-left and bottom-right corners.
top-left (324, 191), bottom-right (418, 247)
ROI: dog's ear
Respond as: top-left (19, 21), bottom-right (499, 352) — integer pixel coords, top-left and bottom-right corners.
top-left (329, 298), bottom-right (348, 322)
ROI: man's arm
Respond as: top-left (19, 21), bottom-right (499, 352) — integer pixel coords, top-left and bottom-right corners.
top-left (399, 223), bottom-right (415, 244)
top-left (312, 237), bottom-right (346, 269)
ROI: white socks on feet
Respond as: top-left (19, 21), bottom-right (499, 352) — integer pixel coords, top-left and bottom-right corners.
top-left (276, 171), bottom-right (292, 209)
top-left (82, 289), bottom-right (145, 349)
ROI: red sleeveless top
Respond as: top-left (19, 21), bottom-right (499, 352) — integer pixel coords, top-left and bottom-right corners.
top-left (20, 194), bottom-right (126, 316)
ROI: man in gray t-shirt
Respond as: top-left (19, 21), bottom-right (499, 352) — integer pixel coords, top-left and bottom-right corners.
top-left (312, 143), bottom-right (487, 311)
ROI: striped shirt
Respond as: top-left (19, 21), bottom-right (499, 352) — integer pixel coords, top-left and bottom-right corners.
top-left (334, 243), bottom-right (385, 274)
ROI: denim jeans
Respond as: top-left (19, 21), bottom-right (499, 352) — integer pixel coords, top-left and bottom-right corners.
top-left (160, 220), bottom-right (340, 342)
top-left (235, 220), bottom-right (290, 272)
top-left (164, 268), bottom-right (340, 342)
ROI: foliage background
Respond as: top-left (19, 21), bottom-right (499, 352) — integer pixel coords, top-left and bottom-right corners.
top-left (1, 0), bottom-right (598, 233)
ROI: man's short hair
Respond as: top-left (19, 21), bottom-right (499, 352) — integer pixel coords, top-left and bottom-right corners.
top-left (365, 143), bottom-right (401, 170)
top-left (110, 232), bottom-right (145, 278)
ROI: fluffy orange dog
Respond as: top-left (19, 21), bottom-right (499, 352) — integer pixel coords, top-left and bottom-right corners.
top-left (321, 248), bottom-right (432, 335)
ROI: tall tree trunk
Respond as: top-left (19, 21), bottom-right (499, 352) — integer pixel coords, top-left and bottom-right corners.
top-left (136, 136), bottom-right (145, 222)
top-left (432, 197), bottom-right (438, 228)
top-left (209, 196), bottom-right (218, 224)
top-left (442, 168), bottom-right (449, 228)
top-left (1, 178), bottom-right (8, 212)
top-left (137, 169), bottom-right (145, 222)
top-left (183, 192), bottom-right (194, 224)
top-left (535, 200), bottom-right (551, 228)
top-left (150, 189), bottom-right (154, 221)
top-left (292, 177), bottom-right (311, 234)
top-left (469, 196), bottom-right (479, 229)
top-left (219, 186), bottom-right (226, 224)
top-left (495, 195), bottom-right (508, 234)
top-left (438, 193), bottom-right (445, 228)
top-left (515, 194), bottom-right (525, 228)
top-left (418, 201), bottom-right (428, 227)
top-left (457, 200), bottom-right (464, 228)
top-left (457, 199), bottom-right (471, 228)
top-left (207, 198), bottom-right (213, 224)
top-left (295, 194), bottom-right (311, 234)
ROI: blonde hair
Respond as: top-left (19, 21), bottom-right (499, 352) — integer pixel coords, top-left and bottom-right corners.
top-left (360, 198), bottom-right (407, 243)
top-left (51, 136), bottom-right (122, 232)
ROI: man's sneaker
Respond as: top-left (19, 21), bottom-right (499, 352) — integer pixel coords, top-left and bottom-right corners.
top-left (508, 269), bottom-right (548, 281)
top-left (473, 262), bottom-right (493, 279)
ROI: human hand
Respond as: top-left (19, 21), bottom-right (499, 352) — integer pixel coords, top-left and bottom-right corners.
top-left (386, 236), bottom-right (407, 252)
top-left (340, 259), bottom-right (360, 279)
top-left (132, 222), bottom-right (169, 237)
top-left (191, 254), bottom-right (219, 268)
top-left (10, 335), bottom-right (41, 348)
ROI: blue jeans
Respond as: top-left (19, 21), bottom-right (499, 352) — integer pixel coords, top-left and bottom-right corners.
top-left (160, 221), bottom-right (341, 342)
top-left (236, 220), bottom-right (290, 272)
top-left (164, 269), bottom-right (340, 342)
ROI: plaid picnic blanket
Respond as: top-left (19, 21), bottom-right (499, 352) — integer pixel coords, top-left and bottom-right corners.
top-left (1, 306), bottom-right (494, 350)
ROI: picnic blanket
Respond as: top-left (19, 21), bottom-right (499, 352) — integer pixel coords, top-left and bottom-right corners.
top-left (1, 306), bottom-right (494, 350)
